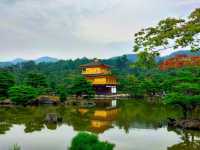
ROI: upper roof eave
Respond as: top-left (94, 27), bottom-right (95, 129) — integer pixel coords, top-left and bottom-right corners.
top-left (80, 64), bottom-right (110, 68)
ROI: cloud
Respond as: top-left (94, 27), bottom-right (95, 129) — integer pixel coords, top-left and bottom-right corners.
top-left (176, 0), bottom-right (200, 5)
top-left (0, 0), bottom-right (199, 60)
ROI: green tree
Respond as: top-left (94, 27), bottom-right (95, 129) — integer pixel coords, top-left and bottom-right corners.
top-left (134, 8), bottom-right (200, 54)
top-left (58, 86), bottom-right (68, 102)
top-left (163, 68), bottom-right (200, 119)
top-left (69, 132), bottom-right (115, 150)
top-left (132, 51), bottom-right (158, 70)
top-left (70, 76), bottom-right (95, 99)
top-left (164, 83), bottom-right (200, 119)
top-left (0, 70), bottom-right (15, 100)
top-left (9, 85), bottom-right (39, 105)
top-left (25, 72), bottom-right (48, 94)
top-left (124, 75), bottom-right (145, 98)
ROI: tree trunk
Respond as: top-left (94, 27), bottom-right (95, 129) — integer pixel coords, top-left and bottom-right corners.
top-left (181, 105), bottom-right (188, 119)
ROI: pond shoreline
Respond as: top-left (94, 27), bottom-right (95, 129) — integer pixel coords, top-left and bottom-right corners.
top-left (1, 100), bottom-right (200, 150)
top-left (168, 118), bottom-right (200, 130)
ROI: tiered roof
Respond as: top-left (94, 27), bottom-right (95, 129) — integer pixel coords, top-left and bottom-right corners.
top-left (80, 59), bottom-right (110, 68)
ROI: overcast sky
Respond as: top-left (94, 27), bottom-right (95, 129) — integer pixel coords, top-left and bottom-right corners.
top-left (0, 0), bottom-right (199, 61)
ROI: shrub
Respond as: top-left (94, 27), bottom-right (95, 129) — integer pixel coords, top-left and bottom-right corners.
top-left (9, 85), bottom-right (39, 105)
top-left (69, 132), bottom-right (115, 150)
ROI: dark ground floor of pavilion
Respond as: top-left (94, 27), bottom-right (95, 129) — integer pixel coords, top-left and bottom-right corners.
top-left (93, 85), bottom-right (117, 95)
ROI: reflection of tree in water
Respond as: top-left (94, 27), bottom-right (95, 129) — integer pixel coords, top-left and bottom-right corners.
top-left (46, 123), bottom-right (57, 130)
top-left (168, 127), bottom-right (200, 150)
top-left (0, 106), bottom-right (93, 134)
top-left (0, 101), bottom-right (197, 135)
top-left (0, 107), bottom-right (47, 133)
top-left (24, 122), bottom-right (44, 133)
top-left (0, 108), bottom-right (13, 134)
top-left (0, 123), bottom-right (12, 134)
top-left (116, 100), bottom-right (183, 133)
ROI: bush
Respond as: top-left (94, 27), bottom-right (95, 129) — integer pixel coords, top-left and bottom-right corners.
top-left (9, 85), bottom-right (39, 105)
top-left (69, 132), bottom-right (115, 150)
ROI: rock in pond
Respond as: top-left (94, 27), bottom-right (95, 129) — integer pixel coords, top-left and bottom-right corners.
top-left (37, 95), bottom-right (60, 105)
top-left (168, 118), bottom-right (200, 130)
top-left (45, 113), bottom-right (62, 123)
top-left (0, 99), bottom-right (13, 107)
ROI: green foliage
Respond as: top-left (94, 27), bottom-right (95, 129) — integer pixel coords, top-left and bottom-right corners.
top-left (24, 72), bottom-right (48, 94)
top-left (58, 86), bottom-right (67, 102)
top-left (164, 92), bottom-right (188, 105)
top-left (59, 92), bottom-right (67, 102)
top-left (105, 55), bottom-right (131, 74)
top-left (122, 75), bottom-right (145, 98)
top-left (163, 67), bottom-right (200, 118)
top-left (57, 76), bottom-right (75, 101)
top-left (119, 68), bottom-right (169, 98)
top-left (9, 85), bottom-right (39, 105)
top-left (3, 56), bottom-right (131, 98)
top-left (132, 51), bottom-right (158, 70)
top-left (134, 8), bottom-right (200, 54)
top-left (70, 76), bottom-right (95, 99)
top-left (69, 132), bottom-right (115, 150)
top-left (0, 70), bottom-right (15, 100)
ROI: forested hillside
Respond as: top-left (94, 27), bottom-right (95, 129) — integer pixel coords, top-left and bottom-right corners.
top-left (0, 55), bottom-right (132, 100)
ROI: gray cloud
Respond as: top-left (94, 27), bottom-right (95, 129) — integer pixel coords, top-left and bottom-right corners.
top-left (0, 0), bottom-right (199, 60)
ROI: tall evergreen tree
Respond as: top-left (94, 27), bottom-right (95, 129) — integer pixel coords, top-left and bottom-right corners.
top-left (0, 70), bottom-right (15, 100)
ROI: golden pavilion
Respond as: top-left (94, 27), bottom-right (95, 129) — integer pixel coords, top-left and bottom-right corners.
top-left (80, 59), bottom-right (117, 95)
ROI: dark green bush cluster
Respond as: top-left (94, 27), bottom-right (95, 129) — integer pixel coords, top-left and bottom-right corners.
top-left (69, 132), bottom-right (115, 150)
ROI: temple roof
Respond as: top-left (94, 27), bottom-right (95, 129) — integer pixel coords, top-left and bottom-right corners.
top-left (80, 59), bottom-right (110, 68)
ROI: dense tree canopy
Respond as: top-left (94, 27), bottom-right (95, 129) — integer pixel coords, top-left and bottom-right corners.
top-left (0, 70), bottom-right (15, 100)
top-left (0, 56), bottom-right (132, 101)
top-left (24, 72), bottom-right (48, 94)
top-left (25, 72), bottom-right (47, 88)
top-left (163, 67), bottom-right (200, 118)
top-left (8, 85), bottom-right (39, 105)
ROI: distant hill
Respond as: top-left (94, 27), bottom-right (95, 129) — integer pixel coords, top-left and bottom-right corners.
top-left (35, 57), bottom-right (59, 64)
top-left (0, 62), bottom-right (12, 68)
top-left (124, 50), bottom-right (200, 62)
top-left (0, 56), bottom-right (59, 67)
top-left (12, 58), bottom-right (26, 64)
top-left (1, 50), bottom-right (200, 68)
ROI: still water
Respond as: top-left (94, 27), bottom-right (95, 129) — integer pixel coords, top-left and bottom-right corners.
top-left (0, 100), bottom-right (200, 150)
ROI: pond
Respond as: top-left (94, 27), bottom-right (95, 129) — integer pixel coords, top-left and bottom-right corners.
top-left (0, 100), bottom-right (200, 150)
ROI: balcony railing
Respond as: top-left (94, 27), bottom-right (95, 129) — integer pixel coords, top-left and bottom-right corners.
top-left (82, 70), bottom-right (111, 75)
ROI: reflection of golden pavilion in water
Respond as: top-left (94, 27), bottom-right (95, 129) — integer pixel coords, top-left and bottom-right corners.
top-left (78, 99), bottom-right (119, 133)
top-left (90, 108), bottom-right (119, 133)
top-left (78, 108), bottom-right (89, 114)
top-left (91, 99), bottom-right (119, 133)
